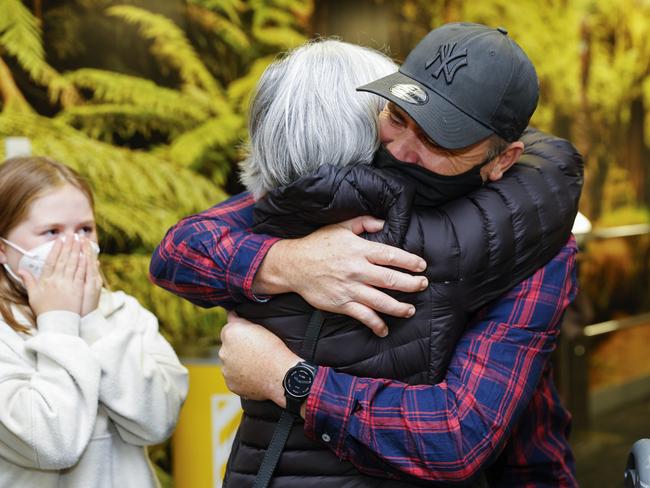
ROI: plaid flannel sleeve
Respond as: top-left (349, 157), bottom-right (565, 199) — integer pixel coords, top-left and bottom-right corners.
top-left (149, 192), bottom-right (280, 309)
top-left (304, 238), bottom-right (578, 484)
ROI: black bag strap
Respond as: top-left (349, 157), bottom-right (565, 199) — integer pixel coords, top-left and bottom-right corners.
top-left (252, 310), bottom-right (325, 488)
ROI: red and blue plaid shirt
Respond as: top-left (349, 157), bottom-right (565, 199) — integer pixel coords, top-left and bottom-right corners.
top-left (150, 192), bottom-right (579, 487)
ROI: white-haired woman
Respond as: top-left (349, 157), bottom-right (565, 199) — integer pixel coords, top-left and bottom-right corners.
top-left (216, 39), bottom-right (582, 488)
top-left (240, 39), bottom-right (397, 199)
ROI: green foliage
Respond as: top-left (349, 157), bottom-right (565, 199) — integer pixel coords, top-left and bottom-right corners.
top-left (166, 113), bottom-right (244, 171)
top-left (186, 1), bottom-right (250, 54)
top-left (251, 0), bottom-right (309, 48)
top-left (0, 0), bottom-right (313, 357)
top-left (0, 0), bottom-right (79, 106)
top-left (57, 103), bottom-right (197, 142)
top-left (65, 68), bottom-right (213, 120)
top-left (106, 5), bottom-right (226, 102)
top-left (227, 54), bottom-right (278, 112)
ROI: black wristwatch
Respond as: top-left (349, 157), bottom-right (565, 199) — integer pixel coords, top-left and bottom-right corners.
top-left (283, 361), bottom-right (318, 416)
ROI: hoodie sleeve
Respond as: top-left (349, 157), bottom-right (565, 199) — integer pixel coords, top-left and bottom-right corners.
top-left (79, 295), bottom-right (189, 446)
top-left (0, 312), bottom-right (101, 470)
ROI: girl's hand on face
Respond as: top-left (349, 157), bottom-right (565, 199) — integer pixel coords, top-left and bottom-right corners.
top-left (80, 238), bottom-right (102, 317)
top-left (20, 236), bottom-right (86, 317)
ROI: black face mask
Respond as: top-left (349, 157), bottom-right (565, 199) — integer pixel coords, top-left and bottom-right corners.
top-left (372, 145), bottom-right (488, 207)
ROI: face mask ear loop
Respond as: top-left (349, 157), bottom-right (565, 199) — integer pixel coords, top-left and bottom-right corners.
top-left (2, 263), bottom-right (24, 285)
top-left (0, 237), bottom-right (30, 256)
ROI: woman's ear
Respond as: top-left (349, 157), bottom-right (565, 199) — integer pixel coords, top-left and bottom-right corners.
top-left (485, 141), bottom-right (524, 182)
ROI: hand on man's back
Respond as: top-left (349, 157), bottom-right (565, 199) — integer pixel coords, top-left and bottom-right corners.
top-left (253, 216), bottom-right (428, 337)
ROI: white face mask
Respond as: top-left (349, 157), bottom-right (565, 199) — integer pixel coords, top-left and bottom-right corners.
top-left (1, 236), bottom-right (100, 283)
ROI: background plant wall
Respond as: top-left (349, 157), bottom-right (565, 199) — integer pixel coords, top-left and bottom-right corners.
top-left (0, 0), bottom-right (313, 352)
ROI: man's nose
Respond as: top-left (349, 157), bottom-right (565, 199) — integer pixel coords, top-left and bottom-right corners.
top-left (386, 133), bottom-right (419, 164)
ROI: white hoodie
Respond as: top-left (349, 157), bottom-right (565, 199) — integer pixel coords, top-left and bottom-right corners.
top-left (0, 290), bottom-right (189, 488)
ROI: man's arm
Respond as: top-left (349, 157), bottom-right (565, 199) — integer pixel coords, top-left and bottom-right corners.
top-left (220, 239), bottom-right (578, 483)
top-left (150, 192), bottom-right (276, 309)
top-left (150, 192), bottom-right (428, 334)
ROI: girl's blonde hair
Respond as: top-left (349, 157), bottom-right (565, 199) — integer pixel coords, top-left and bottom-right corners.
top-left (0, 156), bottom-right (95, 333)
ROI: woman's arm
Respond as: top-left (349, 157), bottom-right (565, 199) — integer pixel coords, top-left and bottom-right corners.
top-left (79, 293), bottom-right (189, 445)
top-left (0, 312), bottom-right (100, 470)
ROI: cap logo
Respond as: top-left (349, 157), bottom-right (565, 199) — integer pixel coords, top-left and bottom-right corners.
top-left (389, 84), bottom-right (428, 105)
top-left (425, 43), bottom-right (468, 84)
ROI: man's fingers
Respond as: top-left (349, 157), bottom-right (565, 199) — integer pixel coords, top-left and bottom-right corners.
top-left (363, 264), bottom-right (428, 293)
top-left (338, 216), bottom-right (385, 235)
top-left (367, 242), bottom-right (427, 273)
top-left (339, 301), bottom-right (388, 337)
top-left (353, 285), bottom-right (416, 318)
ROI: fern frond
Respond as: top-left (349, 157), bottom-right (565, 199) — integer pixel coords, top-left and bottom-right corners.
top-left (188, 0), bottom-right (245, 25)
top-left (65, 68), bottom-right (213, 120)
top-left (56, 103), bottom-right (198, 142)
top-left (250, 5), bottom-right (307, 48)
top-left (42, 4), bottom-right (85, 60)
top-left (0, 0), bottom-right (80, 106)
top-left (251, 4), bottom-right (296, 27)
top-left (0, 54), bottom-right (33, 113)
top-left (274, 0), bottom-right (314, 21)
top-left (165, 113), bottom-right (244, 175)
top-left (185, 3), bottom-right (250, 54)
top-left (106, 5), bottom-right (225, 102)
top-left (0, 0), bottom-right (46, 78)
top-left (226, 54), bottom-right (277, 113)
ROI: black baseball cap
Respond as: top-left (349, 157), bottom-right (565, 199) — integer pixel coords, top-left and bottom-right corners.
top-left (358, 22), bottom-right (539, 149)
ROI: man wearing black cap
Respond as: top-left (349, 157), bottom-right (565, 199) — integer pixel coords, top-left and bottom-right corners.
top-left (152, 23), bottom-right (579, 486)
top-left (360, 22), bottom-right (538, 156)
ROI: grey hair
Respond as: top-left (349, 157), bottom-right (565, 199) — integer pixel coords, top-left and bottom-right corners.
top-left (239, 39), bottom-right (398, 199)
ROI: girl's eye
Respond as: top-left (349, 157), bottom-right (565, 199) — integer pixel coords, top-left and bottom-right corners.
top-left (43, 229), bottom-right (59, 236)
top-left (78, 227), bottom-right (94, 235)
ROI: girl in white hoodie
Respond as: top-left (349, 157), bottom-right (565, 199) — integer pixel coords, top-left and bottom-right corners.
top-left (0, 156), bottom-right (189, 488)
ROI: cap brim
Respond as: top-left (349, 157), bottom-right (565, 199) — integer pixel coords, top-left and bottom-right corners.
top-left (358, 71), bottom-right (493, 150)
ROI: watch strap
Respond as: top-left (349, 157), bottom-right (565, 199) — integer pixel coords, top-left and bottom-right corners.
top-left (252, 410), bottom-right (294, 488)
top-left (252, 310), bottom-right (325, 488)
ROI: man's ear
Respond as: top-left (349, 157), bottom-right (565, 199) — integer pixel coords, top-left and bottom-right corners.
top-left (485, 141), bottom-right (524, 182)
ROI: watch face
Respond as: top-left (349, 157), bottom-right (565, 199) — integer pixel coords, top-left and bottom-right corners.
top-left (284, 365), bottom-right (315, 399)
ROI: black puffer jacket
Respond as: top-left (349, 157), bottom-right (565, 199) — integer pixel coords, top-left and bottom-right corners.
top-left (225, 129), bottom-right (583, 487)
